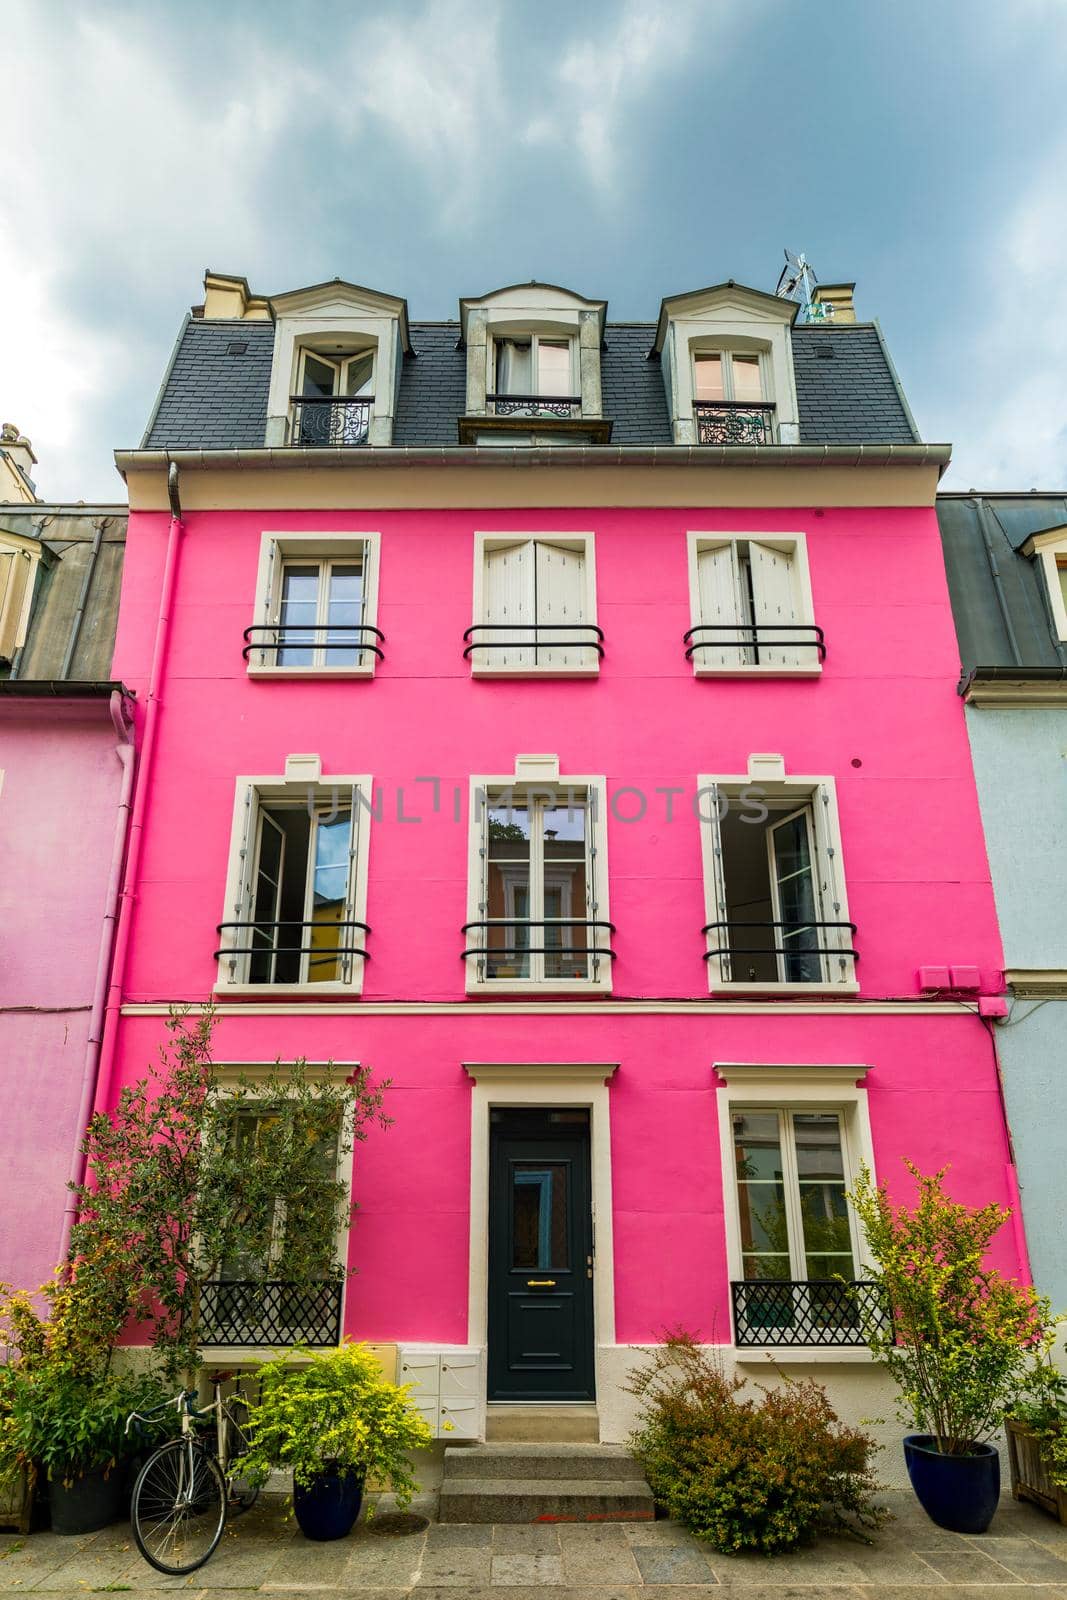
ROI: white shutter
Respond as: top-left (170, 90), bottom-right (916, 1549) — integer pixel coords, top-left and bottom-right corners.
top-left (483, 541), bottom-right (534, 668)
top-left (229, 784), bottom-right (259, 983)
top-left (706, 789), bottom-right (731, 983)
top-left (695, 542), bottom-right (747, 668)
top-left (536, 541), bottom-right (586, 670)
top-left (0, 547), bottom-right (34, 664)
top-left (810, 783), bottom-right (854, 983)
top-left (749, 541), bottom-right (801, 668)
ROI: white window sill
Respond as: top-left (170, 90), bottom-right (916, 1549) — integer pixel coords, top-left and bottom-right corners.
top-left (470, 664), bottom-right (601, 679)
top-left (708, 979), bottom-right (860, 998)
top-left (465, 979), bottom-right (613, 998)
top-left (214, 982), bottom-right (364, 999)
top-left (692, 664), bottom-right (822, 679)
top-left (732, 1347), bottom-right (874, 1366)
top-left (246, 665), bottom-right (377, 680)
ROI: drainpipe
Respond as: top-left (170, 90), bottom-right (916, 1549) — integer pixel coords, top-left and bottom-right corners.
top-left (58, 688), bottom-right (135, 1263)
top-left (973, 497), bottom-right (1023, 667)
top-left (59, 515), bottom-right (110, 681)
top-left (90, 463), bottom-right (185, 1128)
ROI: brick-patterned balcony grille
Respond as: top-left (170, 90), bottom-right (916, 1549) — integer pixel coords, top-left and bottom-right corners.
top-left (487, 393), bottom-right (582, 419)
top-left (693, 401), bottom-right (776, 445)
top-left (290, 396), bottom-right (373, 446)
top-left (199, 1280), bottom-right (343, 1348)
top-left (731, 1279), bottom-right (887, 1347)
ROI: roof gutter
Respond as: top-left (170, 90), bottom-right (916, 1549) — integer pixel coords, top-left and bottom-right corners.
top-left (115, 442), bottom-right (953, 477)
top-left (0, 679), bottom-right (132, 698)
top-left (962, 666), bottom-right (1067, 687)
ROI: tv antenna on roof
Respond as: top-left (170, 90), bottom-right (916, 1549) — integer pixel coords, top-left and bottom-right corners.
top-left (775, 250), bottom-right (832, 324)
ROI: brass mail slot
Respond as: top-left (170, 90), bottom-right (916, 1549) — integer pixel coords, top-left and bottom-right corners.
top-left (526, 1279), bottom-right (556, 1287)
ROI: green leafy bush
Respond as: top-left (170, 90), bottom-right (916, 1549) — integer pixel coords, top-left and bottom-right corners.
top-left (849, 1162), bottom-right (1049, 1453)
top-left (626, 1333), bottom-right (884, 1554)
top-left (6, 1368), bottom-right (170, 1483)
top-left (241, 1342), bottom-right (433, 1503)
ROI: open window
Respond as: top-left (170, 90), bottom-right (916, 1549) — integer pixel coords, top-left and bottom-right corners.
top-left (216, 769), bottom-right (373, 994)
top-left (464, 763), bottom-right (612, 994)
top-left (698, 762), bottom-right (857, 993)
top-left (685, 533), bottom-right (822, 675)
top-left (491, 335), bottom-right (577, 417)
top-left (290, 347), bottom-right (374, 446)
top-left (467, 533), bottom-right (601, 675)
top-left (0, 530), bottom-right (44, 668)
top-left (246, 532), bottom-right (382, 677)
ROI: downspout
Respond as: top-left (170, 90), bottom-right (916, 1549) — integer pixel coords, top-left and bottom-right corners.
top-left (59, 688), bottom-right (135, 1262)
top-left (91, 463), bottom-right (185, 1126)
top-left (973, 497), bottom-right (1023, 667)
top-left (59, 515), bottom-right (110, 680)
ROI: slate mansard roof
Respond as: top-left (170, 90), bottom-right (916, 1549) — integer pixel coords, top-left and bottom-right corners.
top-left (143, 317), bottom-right (921, 451)
top-left (937, 494), bottom-right (1067, 674)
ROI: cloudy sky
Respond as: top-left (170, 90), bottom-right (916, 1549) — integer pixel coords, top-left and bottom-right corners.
top-left (2, 0), bottom-right (1065, 501)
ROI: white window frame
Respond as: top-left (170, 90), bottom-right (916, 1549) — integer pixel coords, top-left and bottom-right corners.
top-left (489, 333), bottom-right (578, 405)
top-left (686, 531), bottom-right (820, 677)
top-left (465, 760), bottom-right (611, 996)
top-left (200, 1066), bottom-right (356, 1358)
top-left (691, 346), bottom-right (770, 406)
top-left (247, 532), bottom-right (382, 678)
top-left (216, 770), bottom-right (373, 997)
top-left (470, 531), bottom-right (599, 678)
top-left (1027, 527), bottom-right (1067, 643)
top-left (289, 344), bottom-right (377, 445)
top-left (715, 1062), bottom-right (875, 1362)
top-left (697, 759), bottom-right (857, 995)
top-left (0, 531), bottom-right (43, 664)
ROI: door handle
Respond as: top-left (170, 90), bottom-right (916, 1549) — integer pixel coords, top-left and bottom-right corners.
top-left (526, 1279), bottom-right (556, 1287)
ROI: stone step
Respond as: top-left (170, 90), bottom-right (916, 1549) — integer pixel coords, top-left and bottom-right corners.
top-left (443, 1443), bottom-right (641, 1482)
top-left (485, 1404), bottom-right (599, 1443)
top-left (438, 1475), bottom-right (655, 1524)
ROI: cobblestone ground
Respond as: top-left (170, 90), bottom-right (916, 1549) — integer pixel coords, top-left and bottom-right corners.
top-left (3, 1490), bottom-right (1067, 1597)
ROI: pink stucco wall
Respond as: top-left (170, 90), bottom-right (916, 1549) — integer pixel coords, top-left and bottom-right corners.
top-left (0, 703), bottom-right (123, 1290)
top-left (106, 501), bottom-right (1018, 1342)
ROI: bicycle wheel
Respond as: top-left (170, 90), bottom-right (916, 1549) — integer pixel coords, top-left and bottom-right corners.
top-left (131, 1438), bottom-right (227, 1575)
top-left (224, 1397), bottom-right (260, 1516)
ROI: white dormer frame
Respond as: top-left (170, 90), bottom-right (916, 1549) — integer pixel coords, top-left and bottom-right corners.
top-left (265, 280), bottom-right (411, 449)
top-left (459, 283), bottom-right (607, 422)
top-left (0, 528), bottom-right (44, 665)
top-left (653, 283), bottom-right (801, 447)
top-left (1022, 525), bottom-right (1067, 643)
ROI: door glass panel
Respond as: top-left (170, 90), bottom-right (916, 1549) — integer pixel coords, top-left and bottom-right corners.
top-left (325, 562), bottom-right (364, 666)
top-left (793, 1112), bottom-right (854, 1279)
top-left (308, 810), bottom-right (352, 984)
top-left (487, 804), bottom-right (531, 979)
top-left (250, 813), bottom-right (285, 984)
top-left (495, 339), bottom-right (532, 395)
top-left (542, 803), bottom-right (588, 979)
top-left (733, 1111), bottom-right (790, 1279)
top-left (731, 354), bottom-right (763, 403)
top-left (344, 352), bottom-right (374, 397)
top-left (771, 810), bottom-right (822, 983)
top-left (537, 340), bottom-right (571, 397)
top-left (512, 1161), bottom-right (570, 1269)
top-left (302, 354), bottom-right (336, 398)
top-left (277, 564), bottom-right (319, 667)
top-left (1058, 559), bottom-right (1067, 615)
top-left (693, 353), bottom-right (725, 401)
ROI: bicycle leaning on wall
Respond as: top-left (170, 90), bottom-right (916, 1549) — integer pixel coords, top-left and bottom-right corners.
top-left (126, 1370), bottom-right (260, 1575)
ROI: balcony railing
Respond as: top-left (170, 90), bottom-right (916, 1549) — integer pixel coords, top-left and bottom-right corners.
top-left (693, 401), bottom-right (776, 446)
top-left (461, 918), bottom-right (616, 982)
top-left (214, 919), bottom-right (371, 984)
top-left (683, 623), bottom-right (826, 666)
top-left (702, 920), bottom-right (858, 985)
top-left (242, 623), bottom-right (386, 665)
top-left (463, 622), bottom-right (605, 665)
top-left (487, 393), bottom-right (582, 420)
top-left (200, 1279), bottom-right (343, 1348)
top-left (732, 1279), bottom-right (888, 1348)
top-left (290, 395), bottom-right (373, 447)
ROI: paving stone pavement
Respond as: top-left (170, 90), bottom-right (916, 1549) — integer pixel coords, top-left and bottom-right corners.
top-left (4, 1489), bottom-right (1067, 1597)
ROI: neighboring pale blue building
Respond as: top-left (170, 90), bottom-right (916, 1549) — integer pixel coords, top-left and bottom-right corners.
top-left (938, 493), bottom-right (1067, 1306)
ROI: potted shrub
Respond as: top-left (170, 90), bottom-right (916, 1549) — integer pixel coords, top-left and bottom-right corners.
top-left (850, 1161), bottom-right (1048, 1534)
top-left (240, 1342), bottom-right (433, 1540)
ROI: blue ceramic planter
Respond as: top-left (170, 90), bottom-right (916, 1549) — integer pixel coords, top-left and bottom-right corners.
top-left (903, 1434), bottom-right (1000, 1534)
top-left (292, 1467), bottom-right (364, 1541)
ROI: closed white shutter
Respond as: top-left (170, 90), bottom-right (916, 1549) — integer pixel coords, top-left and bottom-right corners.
top-left (749, 541), bottom-right (801, 667)
top-left (483, 541), bottom-right (534, 668)
top-left (695, 542), bottom-right (748, 668)
top-left (536, 541), bottom-right (586, 669)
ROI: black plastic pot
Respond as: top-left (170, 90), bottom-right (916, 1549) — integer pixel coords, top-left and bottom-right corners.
top-left (49, 1463), bottom-right (126, 1535)
top-left (903, 1434), bottom-right (1001, 1534)
top-left (292, 1467), bottom-right (364, 1541)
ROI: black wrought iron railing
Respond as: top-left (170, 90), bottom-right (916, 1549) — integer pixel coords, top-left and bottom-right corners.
top-left (214, 920), bottom-right (371, 980)
top-left (693, 401), bottom-right (776, 446)
top-left (463, 622), bottom-right (605, 663)
top-left (242, 623), bottom-right (386, 663)
top-left (200, 1279), bottom-right (343, 1348)
top-left (702, 920), bottom-right (858, 984)
top-left (683, 623), bottom-right (826, 664)
top-left (732, 1279), bottom-right (888, 1348)
top-left (487, 393), bottom-right (582, 419)
top-left (290, 396), bottom-right (373, 446)
top-left (461, 919), bottom-right (616, 980)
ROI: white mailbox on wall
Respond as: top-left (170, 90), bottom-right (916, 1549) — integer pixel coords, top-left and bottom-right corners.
top-left (397, 1346), bottom-right (485, 1440)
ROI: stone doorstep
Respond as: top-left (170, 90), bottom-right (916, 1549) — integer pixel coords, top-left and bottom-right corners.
top-left (438, 1475), bottom-right (656, 1524)
top-left (443, 1442), bottom-right (642, 1481)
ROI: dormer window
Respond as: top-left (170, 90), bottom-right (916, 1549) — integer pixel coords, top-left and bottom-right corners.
top-left (492, 336), bottom-right (577, 417)
top-left (1022, 525), bottom-right (1067, 644)
top-left (291, 349), bottom-right (375, 446)
top-left (691, 348), bottom-right (774, 445)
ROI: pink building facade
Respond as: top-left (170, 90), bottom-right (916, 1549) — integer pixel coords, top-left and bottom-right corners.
top-left (106, 273), bottom-right (1019, 1463)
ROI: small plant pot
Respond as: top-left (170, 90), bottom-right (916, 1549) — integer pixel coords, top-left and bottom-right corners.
top-left (292, 1467), bottom-right (364, 1541)
top-left (49, 1463), bottom-right (127, 1536)
top-left (1005, 1418), bottom-right (1067, 1523)
top-left (903, 1434), bottom-right (1000, 1534)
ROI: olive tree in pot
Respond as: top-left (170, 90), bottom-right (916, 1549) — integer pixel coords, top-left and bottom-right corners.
top-left (239, 1343), bottom-right (433, 1540)
top-left (850, 1161), bottom-right (1048, 1534)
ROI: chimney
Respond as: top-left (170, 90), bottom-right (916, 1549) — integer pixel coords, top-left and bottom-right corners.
top-left (811, 283), bottom-right (857, 324)
top-left (0, 424), bottom-right (38, 503)
top-left (198, 270), bottom-right (271, 321)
